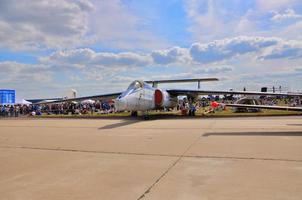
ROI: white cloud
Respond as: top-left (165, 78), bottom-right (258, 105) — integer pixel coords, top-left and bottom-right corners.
top-left (151, 47), bottom-right (190, 65)
top-left (0, 61), bottom-right (53, 83)
top-left (93, 52), bottom-right (152, 67)
top-left (0, 0), bottom-right (169, 51)
top-left (193, 66), bottom-right (233, 74)
top-left (40, 48), bottom-right (152, 68)
top-left (2, 36), bottom-right (302, 98)
top-left (0, 0), bottom-right (93, 51)
top-left (39, 48), bottom-right (95, 69)
top-left (87, 0), bottom-right (169, 50)
top-left (256, 0), bottom-right (299, 11)
top-left (259, 40), bottom-right (302, 59)
top-left (184, 0), bottom-right (230, 42)
top-left (241, 69), bottom-right (302, 87)
top-left (235, 17), bottom-right (256, 34)
top-left (189, 36), bottom-right (280, 63)
top-left (184, 0), bottom-right (302, 42)
top-left (271, 9), bottom-right (302, 21)
top-left (39, 36), bottom-right (302, 68)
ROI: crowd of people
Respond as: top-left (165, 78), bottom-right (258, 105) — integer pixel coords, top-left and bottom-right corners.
top-left (0, 101), bottom-right (116, 117)
top-left (40, 101), bottom-right (115, 115)
top-left (0, 104), bottom-right (34, 117)
top-left (0, 97), bottom-right (231, 118)
top-left (0, 96), bottom-right (300, 118)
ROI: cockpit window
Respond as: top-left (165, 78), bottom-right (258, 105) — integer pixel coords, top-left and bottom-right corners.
top-left (118, 81), bottom-right (143, 99)
top-left (127, 81), bottom-right (143, 90)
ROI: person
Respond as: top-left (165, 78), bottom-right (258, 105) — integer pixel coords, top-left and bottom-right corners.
top-left (5, 106), bottom-right (9, 117)
top-left (15, 105), bottom-right (20, 117)
top-left (0, 106), bottom-right (4, 117)
top-left (9, 105), bottom-right (14, 117)
top-left (188, 103), bottom-right (196, 116)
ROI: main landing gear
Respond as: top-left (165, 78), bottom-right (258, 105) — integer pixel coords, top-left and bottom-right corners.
top-left (131, 111), bottom-right (150, 120)
top-left (142, 111), bottom-right (150, 120)
top-left (131, 111), bottom-right (138, 117)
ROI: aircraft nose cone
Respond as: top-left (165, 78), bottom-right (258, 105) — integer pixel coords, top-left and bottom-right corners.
top-left (115, 97), bottom-right (127, 111)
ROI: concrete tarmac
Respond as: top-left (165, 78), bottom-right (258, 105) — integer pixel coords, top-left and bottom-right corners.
top-left (0, 116), bottom-right (302, 199)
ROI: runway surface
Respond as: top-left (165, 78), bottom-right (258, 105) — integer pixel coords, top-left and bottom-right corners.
top-left (0, 116), bottom-right (302, 199)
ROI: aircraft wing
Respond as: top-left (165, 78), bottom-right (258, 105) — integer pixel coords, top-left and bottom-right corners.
top-left (31, 92), bottom-right (122, 104)
top-left (166, 89), bottom-right (302, 97)
top-left (225, 104), bottom-right (302, 112)
top-left (145, 78), bottom-right (218, 84)
top-left (146, 78), bottom-right (218, 88)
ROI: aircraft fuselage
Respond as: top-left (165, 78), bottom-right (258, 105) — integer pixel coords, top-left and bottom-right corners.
top-left (114, 80), bottom-right (178, 111)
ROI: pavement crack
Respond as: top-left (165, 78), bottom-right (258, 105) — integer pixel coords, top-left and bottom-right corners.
top-left (136, 129), bottom-right (202, 200)
top-left (184, 155), bottom-right (302, 163)
top-left (0, 145), bottom-right (178, 158)
top-left (136, 154), bottom-right (182, 200)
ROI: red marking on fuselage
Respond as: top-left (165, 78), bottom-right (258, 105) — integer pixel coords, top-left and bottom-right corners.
top-left (154, 89), bottom-right (163, 106)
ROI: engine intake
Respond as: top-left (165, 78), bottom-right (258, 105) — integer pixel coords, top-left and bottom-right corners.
top-left (154, 89), bottom-right (163, 107)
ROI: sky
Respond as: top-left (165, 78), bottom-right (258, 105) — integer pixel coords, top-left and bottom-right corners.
top-left (0, 0), bottom-right (302, 100)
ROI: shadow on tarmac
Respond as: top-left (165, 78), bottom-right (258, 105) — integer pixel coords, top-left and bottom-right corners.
top-left (98, 120), bottom-right (141, 129)
top-left (203, 131), bottom-right (302, 137)
top-left (287, 124), bottom-right (302, 126)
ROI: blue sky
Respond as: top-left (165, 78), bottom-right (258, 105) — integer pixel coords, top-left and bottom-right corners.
top-left (0, 0), bottom-right (302, 100)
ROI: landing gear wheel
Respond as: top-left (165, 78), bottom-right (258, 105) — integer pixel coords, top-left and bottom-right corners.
top-left (142, 111), bottom-right (150, 120)
top-left (131, 111), bottom-right (138, 117)
top-left (143, 115), bottom-right (150, 120)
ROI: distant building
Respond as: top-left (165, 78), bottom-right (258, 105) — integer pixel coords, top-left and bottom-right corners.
top-left (0, 89), bottom-right (15, 105)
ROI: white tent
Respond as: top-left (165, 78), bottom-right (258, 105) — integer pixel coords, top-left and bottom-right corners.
top-left (81, 99), bottom-right (95, 104)
top-left (38, 100), bottom-right (56, 104)
top-left (18, 99), bottom-right (32, 105)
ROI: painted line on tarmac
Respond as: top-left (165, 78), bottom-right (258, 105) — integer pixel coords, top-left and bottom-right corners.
top-left (0, 145), bottom-right (301, 163)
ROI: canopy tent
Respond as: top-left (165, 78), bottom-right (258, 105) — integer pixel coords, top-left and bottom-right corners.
top-left (81, 99), bottom-right (95, 104)
top-left (16, 99), bottom-right (32, 105)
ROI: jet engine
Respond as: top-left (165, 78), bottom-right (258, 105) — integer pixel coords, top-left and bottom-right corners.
top-left (233, 97), bottom-right (261, 112)
top-left (154, 89), bottom-right (177, 108)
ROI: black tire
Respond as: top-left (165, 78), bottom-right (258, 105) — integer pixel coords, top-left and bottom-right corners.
top-left (143, 115), bottom-right (150, 120)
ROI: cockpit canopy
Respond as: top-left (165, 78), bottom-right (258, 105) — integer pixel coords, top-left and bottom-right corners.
top-left (127, 80), bottom-right (144, 90)
top-left (118, 80), bottom-right (146, 99)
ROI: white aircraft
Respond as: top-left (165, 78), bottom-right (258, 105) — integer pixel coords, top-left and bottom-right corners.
top-left (33, 78), bottom-right (302, 118)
